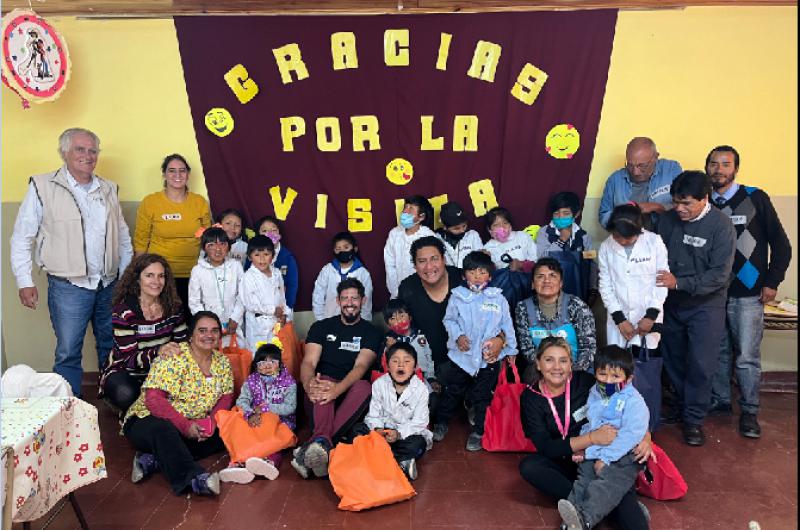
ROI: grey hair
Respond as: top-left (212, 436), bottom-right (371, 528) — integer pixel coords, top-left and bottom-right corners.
top-left (58, 128), bottom-right (100, 161)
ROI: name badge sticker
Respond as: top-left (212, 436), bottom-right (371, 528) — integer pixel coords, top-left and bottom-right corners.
top-left (161, 213), bottom-right (182, 221)
top-left (730, 215), bottom-right (747, 225)
top-left (651, 184), bottom-right (671, 198)
top-left (582, 250), bottom-right (597, 260)
top-left (615, 399), bottom-right (626, 412)
top-left (682, 234), bottom-right (708, 248)
top-left (137, 324), bottom-right (156, 335)
top-left (572, 404), bottom-right (588, 422)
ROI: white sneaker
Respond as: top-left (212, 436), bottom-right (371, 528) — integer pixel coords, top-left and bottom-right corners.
top-left (219, 466), bottom-right (255, 484)
top-left (246, 457), bottom-right (279, 480)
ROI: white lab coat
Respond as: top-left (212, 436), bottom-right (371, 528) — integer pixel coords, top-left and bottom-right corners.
top-left (436, 229), bottom-right (484, 268)
top-left (311, 261), bottom-right (374, 322)
top-left (365, 373), bottom-right (433, 449)
top-left (188, 257), bottom-right (245, 326)
top-left (598, 230), bottom-right (669, 350)
top-left (383, 225), bottom-right (435, 298)
top-left (238, 266), bottom-right (292, 352)
top-left (483, 230), bottom-right (538, 269)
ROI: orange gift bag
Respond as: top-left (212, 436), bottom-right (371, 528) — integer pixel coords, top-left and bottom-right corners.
top-left (328, 431), bottom-right (416, 511)
top-left (215, 407), bottom-right (297, 464)
top-left (275, 322), bottom-right (302, 381)
top-left (221, 335), bottom-right (252, 398)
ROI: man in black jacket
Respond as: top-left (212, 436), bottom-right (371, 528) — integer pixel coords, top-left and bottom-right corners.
top-left (656, 171), bottom-right (736, 446)
top-left (705, 146), bottom-right (792, 439)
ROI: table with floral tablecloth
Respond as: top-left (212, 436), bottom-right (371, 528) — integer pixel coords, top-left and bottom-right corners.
top-left (1, 397), bottom-right (107, 523)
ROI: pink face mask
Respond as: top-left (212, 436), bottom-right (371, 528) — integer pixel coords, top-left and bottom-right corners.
top-left (492, 227), bottom-right (511, 242)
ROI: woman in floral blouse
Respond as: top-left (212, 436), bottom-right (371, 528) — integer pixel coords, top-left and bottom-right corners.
top-left (122, 311), bottom-right (233, 496)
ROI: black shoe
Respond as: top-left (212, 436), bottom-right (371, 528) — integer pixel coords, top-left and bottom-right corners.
top-left (739, 413), bottom-right (761, 439)
top-left (682, 424), bottom-right (705, 446)
top-left (707, 401), bottom-right (733, 416)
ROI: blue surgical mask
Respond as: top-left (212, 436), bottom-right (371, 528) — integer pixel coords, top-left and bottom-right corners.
top-left (552, 216), bottom-right (574, 230)
top-left (399, 212), bottom-right (416, 229)
top-left (597, 381), bottom-right (625, 399)
top-left (468, 281), bottom-right (488, 293)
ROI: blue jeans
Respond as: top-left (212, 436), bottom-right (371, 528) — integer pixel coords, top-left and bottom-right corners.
top-left (47, 276), bottom-right (115, 396)
top-left (711, 296), bottom-right (763, 415)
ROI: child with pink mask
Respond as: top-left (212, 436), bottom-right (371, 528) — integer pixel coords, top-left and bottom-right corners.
top-left (482, 207), bottom-right (538, 272)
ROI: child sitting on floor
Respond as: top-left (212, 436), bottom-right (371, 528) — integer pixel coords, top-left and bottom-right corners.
top-left (219, 342), bottom-right (297, 484)
top-left (354, 342), bottom-right (432, 481)
top-left (558, 345), bottom-right (650, 530)
top-left (434, 250), bottom-right (517, 451)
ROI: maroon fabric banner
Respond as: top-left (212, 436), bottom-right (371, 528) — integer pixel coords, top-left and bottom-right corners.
top-left (175, 11), bottom-right (617, 310)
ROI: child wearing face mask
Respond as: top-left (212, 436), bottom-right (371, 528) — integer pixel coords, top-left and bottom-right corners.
top-left (382, 299), bottom-right (436, 395)
top-left (383, 195), bottom-right (436, 298)
top-left (435, 201), bottom-right (484, 268)
top-left (219, 342), bottom-right (297, 484)
top-left (353, 342), bottom-right (432, 481)
top-left (536, 192), bottom-right (599, 304)
top-left (558, 345), bottom-right (650, 530)
top-left (188, 226), bottom-right (244, 344)
top-left (253, 215), bottom-right (299, 309)
top-left (312, 231), bottom-right (374, 322)
top-left (433, 251), bottom-right (517, 452)
top-left (482, 206), bottom-right (537, 272)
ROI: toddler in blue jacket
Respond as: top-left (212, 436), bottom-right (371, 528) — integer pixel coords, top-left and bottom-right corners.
top-left (559, 345), bottom-right (650, 530)
top-left (433, 251), bottom-right (517, 452)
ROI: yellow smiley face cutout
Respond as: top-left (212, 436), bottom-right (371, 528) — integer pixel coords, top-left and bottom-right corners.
top-left (205, 108), bottom-right (234, 138)
top-left (545, 123), bottom-right (580, 159)
top-left (386, 158), bottom-right (414, 186)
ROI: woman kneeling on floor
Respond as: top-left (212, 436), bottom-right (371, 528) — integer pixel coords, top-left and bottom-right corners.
top-left (122, 310), bottom-right (233, 496)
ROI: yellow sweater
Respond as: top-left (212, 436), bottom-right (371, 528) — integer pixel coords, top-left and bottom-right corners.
top-left (133, 191), bottom-right (211, 277)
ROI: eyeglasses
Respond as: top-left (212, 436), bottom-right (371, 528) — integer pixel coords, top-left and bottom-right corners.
top-left (256, 359), bottom-right (279, 368)
top-left (626, 158), bottom-right (655, 172)
top-left (72, 146), bottom-right (100, 156)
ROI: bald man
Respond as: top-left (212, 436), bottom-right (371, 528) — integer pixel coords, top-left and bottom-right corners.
top-left (598, 137), bottom-right (683, 230)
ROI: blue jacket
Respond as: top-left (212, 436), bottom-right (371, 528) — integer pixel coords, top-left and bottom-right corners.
top-left (598, 159), bottom-right (683, 228)
top-left (273, 245), bottom-right (298, 308)
top-left (443, 286), bottom-right (517, 376)
top-left (581, 383), bottom-right (649, 465)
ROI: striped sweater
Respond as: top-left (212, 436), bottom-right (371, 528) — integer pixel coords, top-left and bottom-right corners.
top-left (98, 296), bottom-right (188, 394)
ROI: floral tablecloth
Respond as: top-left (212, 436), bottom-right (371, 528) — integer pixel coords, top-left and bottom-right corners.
top-left (0, 397), bottom-right (107, 522)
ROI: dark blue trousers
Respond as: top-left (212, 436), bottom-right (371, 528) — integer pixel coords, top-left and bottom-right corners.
top-left (660, 302), bottom-right (727, 425)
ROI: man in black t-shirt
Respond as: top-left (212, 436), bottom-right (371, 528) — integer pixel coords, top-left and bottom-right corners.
top-left (291, 278), bottom-right (382, 479)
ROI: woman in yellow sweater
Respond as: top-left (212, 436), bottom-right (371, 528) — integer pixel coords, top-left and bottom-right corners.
top-left (134, 154), bottom-right (211, 310)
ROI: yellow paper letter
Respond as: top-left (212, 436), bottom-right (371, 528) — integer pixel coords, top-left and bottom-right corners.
top-left (269, 186), bottom-right (298, 221)
top-left (348, 198), bottom-right (373, 232)
top-left (315, 194), bottom-right (328, 229)
top-left (272, 43), bottom-right (310, 84)
top-left (467, 40), bottom-right (502, 83)
top-left (280, 117), bottom-right (306, 152)
top-left (453, 115), bottom-right (478, 152)
top-left (331, 32), bottom-right (359, 70)
top-left (351, 116), bottom-right (381, 152)
top-left (511, 63), bottom-right (549, 106)
top-left (428, 194), bottom-right (449, 230)
top-left (437, 33), bottom-right (452, 71)
top-left (468, 179), bottom-right (498, 217)
top-left (316, 117), bottom-right (342, 152)
top-left (420, 116), bottom-right (444, 151)
top-left (384, 29), bottom-right (410, 67)
top-left (224, 64), bottom-right (259, 105)
top-left (394, 198), bottom-right (405, 224)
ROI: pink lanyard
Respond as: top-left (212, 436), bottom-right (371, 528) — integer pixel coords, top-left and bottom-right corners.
top-left (541, 378), bottom-right (571, 440)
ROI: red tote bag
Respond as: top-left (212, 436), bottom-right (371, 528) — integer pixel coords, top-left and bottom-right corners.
top-left (636, 442), bottom-right (688, 500)
top-left (482, 359), bottom-right (537, 452)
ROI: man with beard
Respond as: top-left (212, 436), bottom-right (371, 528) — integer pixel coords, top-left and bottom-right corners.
top-left (656, 171), bottom-right (736, 446)
top-left (705, 146), bottom-right (792, 439)
top-left (292, 278), bottom-right (383, 479)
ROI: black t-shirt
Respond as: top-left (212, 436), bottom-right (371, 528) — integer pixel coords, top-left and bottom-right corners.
top-left (520, 370), bottom-right (595, 460)
top-left (305, 316), bottom-right (383, 381)
top-left (398, 266), bottom-right (463, 368)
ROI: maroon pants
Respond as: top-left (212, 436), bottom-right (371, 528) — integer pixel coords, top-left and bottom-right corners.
top-left (304, 376), bottom-right (371, 444)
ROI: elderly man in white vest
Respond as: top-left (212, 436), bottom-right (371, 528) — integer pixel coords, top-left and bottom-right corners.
top-left (10, 128), bottom-right (133, 397)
